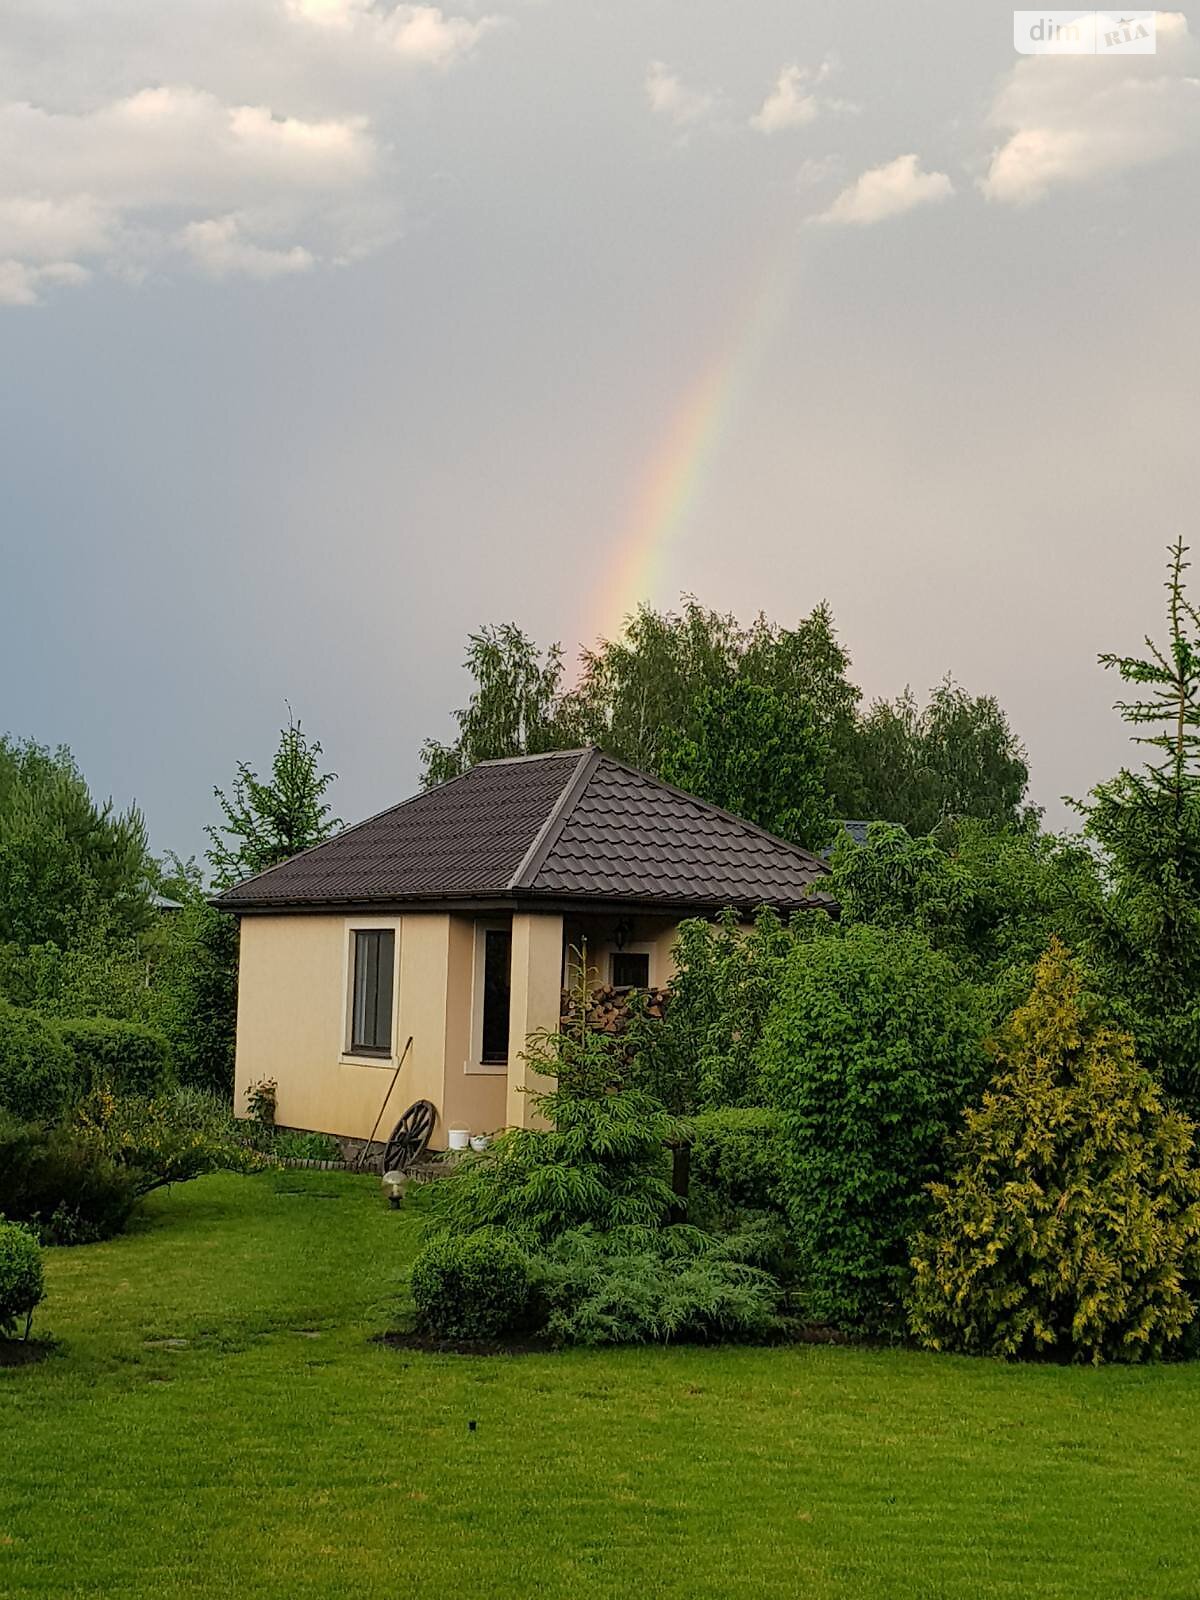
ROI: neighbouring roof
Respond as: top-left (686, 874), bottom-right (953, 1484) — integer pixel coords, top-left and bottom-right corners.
top-left (215, 747), bottom-right (830, 914)
top-left (838, 820), bottom-right (874, 849)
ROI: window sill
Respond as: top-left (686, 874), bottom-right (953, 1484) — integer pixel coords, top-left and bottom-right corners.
top-left (464, 1061), bottom-right (508, 1076)
top-left (340, 1052), bottom-right (396, 1069)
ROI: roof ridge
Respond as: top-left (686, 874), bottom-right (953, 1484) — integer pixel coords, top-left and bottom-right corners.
top-left (507, 748), bottom-right (601, 890)
top-left (475, 747), bottom-right (594, 767)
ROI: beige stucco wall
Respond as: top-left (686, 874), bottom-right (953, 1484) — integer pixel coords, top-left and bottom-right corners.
top-left (233, 906), bottom-right (686, 1147)
top-left (505, 911), bottom-right (565, 1130)
top-left (234, 910), bottom-right (506, 1150)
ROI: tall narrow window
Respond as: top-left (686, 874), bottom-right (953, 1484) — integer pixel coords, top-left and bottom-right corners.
top-left (480, 928), bottom-right (512, 1064)
top-left (351, 929), bottom-right (395, 1055)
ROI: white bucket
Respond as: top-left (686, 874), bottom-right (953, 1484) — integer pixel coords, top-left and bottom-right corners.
top-left (447, 1126), bottom-right (470, 1151)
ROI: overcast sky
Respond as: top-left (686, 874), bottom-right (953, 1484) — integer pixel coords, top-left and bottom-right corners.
top-left (2, 0), bottom-right (1198, 858)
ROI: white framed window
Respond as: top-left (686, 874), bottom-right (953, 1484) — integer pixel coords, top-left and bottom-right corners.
top-left (467, 920), bottom-right (512, 1074)
top-left (341, 917), bottom-right (400, 1065)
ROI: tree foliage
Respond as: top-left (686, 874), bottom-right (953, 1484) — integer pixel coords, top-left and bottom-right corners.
top-left (420, 601), bottom-right (1031, 836)
top-left (828, 818), bottom-right (1101, 1008)
top-left (658, 679), bottom-right (834, 850)
top-left (757, 924), bottom-right (987, 1331)
top-left (206, 712), bottom-right (341, 888)
top-left (0, 736), bottom-right (154, 948)
top-left (909, 942), bottom-right (1200, 1363)
top-left (852, 680), bottom-right (1031, 835)
top-left (1080, 540), bottom-right (1200, 1107)
top-left (421, 624), bottom-right (574, 786)
top-left (628, 907), bottom-right (810, 1114)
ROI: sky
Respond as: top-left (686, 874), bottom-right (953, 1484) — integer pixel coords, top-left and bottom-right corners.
top-left (2, 0), bottom-right (1198, 859)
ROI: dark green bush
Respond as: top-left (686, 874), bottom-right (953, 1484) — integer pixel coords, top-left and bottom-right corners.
top-left (0, 1111), bottom-right (137, 1244)
top-left (430, 1025), bottom-right (681, 1241)
top-left (410, 1229), bottom-right (533, 1340)
top-left (534, 1223), bottom-right (785, 1346)
top-left (0, 1000), bottom-right (76, 1122)
top-left (758, 925), bottom-right (987, 1333)
top-left (54, 1017), bottom-right (174, 1097)
top-left (688, 1107), bottom-right (785, 1218)
top-left (0, 1220), bottom-right (45, 1338)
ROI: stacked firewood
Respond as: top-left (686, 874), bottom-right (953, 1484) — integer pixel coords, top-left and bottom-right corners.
top-left (560, 983), bottom-right (670, 1036)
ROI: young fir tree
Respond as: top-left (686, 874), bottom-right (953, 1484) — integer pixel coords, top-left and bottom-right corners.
top-left (908, 940), bottom-right (1200, 1364)
top-left (207, 712), bottom-right (342, 889)
top-left (1083, 539), bottom-right (1200, 1107)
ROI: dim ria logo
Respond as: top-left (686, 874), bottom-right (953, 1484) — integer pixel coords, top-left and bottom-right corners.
top-left (1013, 11), bottom-right (1156, 53)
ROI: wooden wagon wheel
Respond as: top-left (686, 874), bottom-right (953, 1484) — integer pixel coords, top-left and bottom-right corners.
top-left (382, 1099), bottom-right (438, 1173)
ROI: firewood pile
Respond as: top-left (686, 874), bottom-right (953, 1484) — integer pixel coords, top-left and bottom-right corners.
top-left (560, 983), bottom-right (670, 1036)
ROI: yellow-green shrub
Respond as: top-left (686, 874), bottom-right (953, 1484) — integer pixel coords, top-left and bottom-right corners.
top-left (909, 941), bottom-right (1200, 1364)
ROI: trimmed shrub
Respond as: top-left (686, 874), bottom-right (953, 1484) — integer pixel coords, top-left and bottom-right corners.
top-left (534, 1223), bottom-right (785, 1346)
top-left (688, 1107), bottom-right (785, 1218)
top-left (0, 1000), bottom-right (76, 1122)
top-left (909, 942), bottom-right (1200, 1364)
top-left (758, 924), bottom-right (987, 1333)
top-left (0, 1220), bottom-right (45, 1339)
top-left (0, 1112), bottom-right (137, 1245)
top-left (410, 1229), bottom-right (533, 1341)
top-left (54, 1018), bottom-right (174, 1097)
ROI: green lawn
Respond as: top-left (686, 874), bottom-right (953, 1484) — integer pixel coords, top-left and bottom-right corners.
top-left (3, 1172), bottom-right (1200, 1599)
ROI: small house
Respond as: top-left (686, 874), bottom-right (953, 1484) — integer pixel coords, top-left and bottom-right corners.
top-left (216, 748), bottom-right (829, 1147)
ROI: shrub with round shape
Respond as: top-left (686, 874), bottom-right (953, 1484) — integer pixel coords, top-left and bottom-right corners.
top-left (758, 924), bottom-right (986, 1333)
top-left (410, 1229), bottom-right (532, 1341)
top-left (0, 1000), bottom-right (76, 1122)
top-left (0, 1219), bottom-right (45, 1339)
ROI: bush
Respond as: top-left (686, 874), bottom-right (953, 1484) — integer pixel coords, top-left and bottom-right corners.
top-left (410, 1228), bottom-right (533, 1341)
top-left (273, 1129), bottom-right (341, 1162)
top-left (629, 908), bottom-right (804, 1113)
top-left (430, 1025), bottom-right (681, 1241)
top-left (0, 1220), bottom-right (45, 1339)
top-left (72, 1088), bottom-right (267, 1198)
top-left (688, 1107), bottom-right (785, 1218)
top-left (151, 900), bottom-right (238, 1095)
top-left (0, 1000), bottom-right (76, 1122)
top-left (0, 1112), bottom-right (137, 1244)
top-left (54, 1017), bottom-right (174, 1097)
top-left (758, 924), bottom-right (987, 1333)
top-left (909, 942), bottom-right (1200, 1364)
top-left (534, 1223), bottom-right (785, 1346)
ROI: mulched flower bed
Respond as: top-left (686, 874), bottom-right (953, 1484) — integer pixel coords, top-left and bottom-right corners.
top-left (377, 1330), bottom-right (557, 1357)
top-left (0, 1338), bottom-right (56, 1368)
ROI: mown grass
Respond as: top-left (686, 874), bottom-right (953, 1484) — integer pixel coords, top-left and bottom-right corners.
top-left (3, 1170), bottom-right (1200, 1599)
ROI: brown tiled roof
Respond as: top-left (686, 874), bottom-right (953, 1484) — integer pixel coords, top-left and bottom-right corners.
top-left (215, 748), bottom-right (829, 912)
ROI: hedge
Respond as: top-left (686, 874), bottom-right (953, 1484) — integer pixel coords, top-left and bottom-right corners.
top-left (54, 1017), bottom-right (174, 1097)
top-left (0, 1001), bottom-right (76, 1122)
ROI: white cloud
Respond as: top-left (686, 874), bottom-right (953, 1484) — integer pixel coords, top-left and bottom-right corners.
top-left (0, 1), bottom-right (507, 305)
top-left (813, 153), bottom-right (954, 225)
top-left (180, 214), bottom-right (314, 278)
top-left (982, 11), bottom-right (1200, 204)
top-left (0, 259), bottom-right (90, 308)
top-left (285, 1), bottom-right (502, 65)
top-left (645, 61), bottom-right (716, 128)
top-left (0, 85), bottom-right (383, 301)
top-left (751, 62), bottom-right (838, 133)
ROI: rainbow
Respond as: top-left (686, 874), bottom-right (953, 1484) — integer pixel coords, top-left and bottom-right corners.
top-left (592, 250), bottom-right (795, 642)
